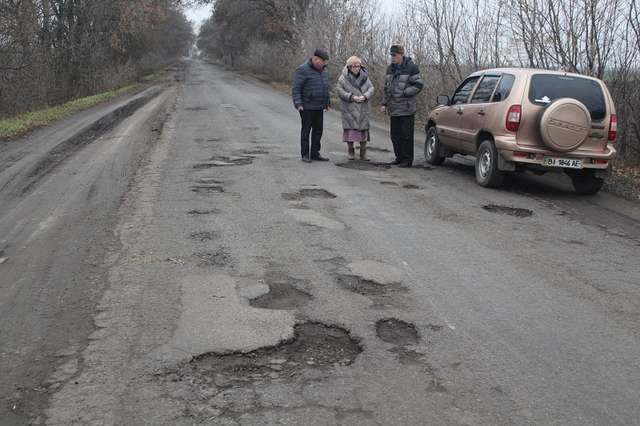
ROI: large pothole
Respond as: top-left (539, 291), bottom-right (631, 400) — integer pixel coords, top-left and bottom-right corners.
top-left (191, 185), bottom-right (224, 194)
top-left (194, 155), bottom-right (254, 168)
top-left (187, 209), bottom-right (221, 216)
top-left (335, 161), bottom-right (391, 171)
top-left (282, 188), bottom-right (337, 201)
top-left (193, 250), bottom-right (231, 267)
top-left (482, 204), bottom-right (533, 218)
top-left (182, 323), bottom-right (361, 388)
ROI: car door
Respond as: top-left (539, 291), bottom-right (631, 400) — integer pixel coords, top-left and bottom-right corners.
top-left (437, 76), bottom-right (481, 151)
top-left (458, 74), bottom-right (502, 154)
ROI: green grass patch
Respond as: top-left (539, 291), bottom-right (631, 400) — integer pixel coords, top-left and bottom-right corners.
top-left (0, 84), bottom-right (139, 140)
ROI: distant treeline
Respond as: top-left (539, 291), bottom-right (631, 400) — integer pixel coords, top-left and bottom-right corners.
top-left (197, 0), bottom-right (640, 165)
top-left (0, 0), bottom-right (194, 118)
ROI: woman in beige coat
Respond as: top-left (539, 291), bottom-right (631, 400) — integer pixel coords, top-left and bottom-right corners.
top-left (336, 56), bottom-right (375, 160)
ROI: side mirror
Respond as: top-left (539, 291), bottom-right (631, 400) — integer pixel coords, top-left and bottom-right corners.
top-left (437, 95), bottom-right (450, 106)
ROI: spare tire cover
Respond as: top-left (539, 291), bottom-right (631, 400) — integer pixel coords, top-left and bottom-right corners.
top-left (539, 98), bottom-right (591, 152)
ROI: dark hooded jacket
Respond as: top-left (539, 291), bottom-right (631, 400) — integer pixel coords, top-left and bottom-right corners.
top-left (292, 60), bottom-right (330, 111)
top-left (382, 57), bottom-right (424, 116)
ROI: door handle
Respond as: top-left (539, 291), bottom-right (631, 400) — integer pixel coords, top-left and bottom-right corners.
top-left (477, 110), bottom-right (485, 116)
top-left (456, 108), bottom-right (464, 115)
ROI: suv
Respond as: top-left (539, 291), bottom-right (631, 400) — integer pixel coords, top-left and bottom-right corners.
top-left (425, 68), bottom-right (617, 194)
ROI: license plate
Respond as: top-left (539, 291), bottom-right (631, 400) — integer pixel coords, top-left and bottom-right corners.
top-left (543, 157), bottom-right (583, 169)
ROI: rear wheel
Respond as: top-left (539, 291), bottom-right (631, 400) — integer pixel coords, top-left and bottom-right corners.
top-left (569, 170), bottom-right (604, 195)
top-left (475, 140), bottom-right (504, 188)
top-left (425, 127), bottom-right (445, 165)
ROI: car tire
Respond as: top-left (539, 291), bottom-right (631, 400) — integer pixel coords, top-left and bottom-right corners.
top-left (569, 170), bottom-right (604, 195)
top-left (475, 140), bottom-right (504, 188)
top-left (425, 127), bottom-right (445, 165)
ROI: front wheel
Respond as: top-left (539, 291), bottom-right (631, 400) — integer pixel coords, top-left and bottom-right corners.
top-left (475, 140), bottom-right (504, 188)
top-left (569, 170), bottom-right (604, 195)
top-left (425, 127), bottom-right (445, 165)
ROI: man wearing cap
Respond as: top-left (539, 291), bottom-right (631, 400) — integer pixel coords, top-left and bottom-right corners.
top-left (380, 44), bottom-right (424, 168)
top-left (292, 49), bottom-right (331, 163)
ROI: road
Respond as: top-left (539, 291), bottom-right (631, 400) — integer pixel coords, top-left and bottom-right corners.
top-left (1, 59), bottom-right (640, 426)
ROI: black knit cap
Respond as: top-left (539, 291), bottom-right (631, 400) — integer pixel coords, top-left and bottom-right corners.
top-left (390, 44), bottom-right (405, 55)
top-left (313, 48), bottom-right (330, 61)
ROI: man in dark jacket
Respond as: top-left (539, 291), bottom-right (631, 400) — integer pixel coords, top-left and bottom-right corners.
top-left (292, 48), bottom-right (331, 163)
top-left (381, 44), bottom-right (424, 167)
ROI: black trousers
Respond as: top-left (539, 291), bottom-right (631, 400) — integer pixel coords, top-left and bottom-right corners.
top-left (390, 115), bottom-right (415, 164)
top-left (300, 109), bottom-right (323, 158)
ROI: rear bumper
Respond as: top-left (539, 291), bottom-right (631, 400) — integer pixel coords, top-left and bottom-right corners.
top-left (495, 136), bottom-right (616, 170)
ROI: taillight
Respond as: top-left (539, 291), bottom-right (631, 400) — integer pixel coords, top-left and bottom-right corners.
top-left (506, 105), bottom-right (522, 132)
top-left (608, 114), bottom-right (617, 141)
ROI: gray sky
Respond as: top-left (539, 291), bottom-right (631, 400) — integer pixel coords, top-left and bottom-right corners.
top-left (185, 1), bottom-right (398, 29)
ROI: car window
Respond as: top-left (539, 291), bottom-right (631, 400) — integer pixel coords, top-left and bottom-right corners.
top-left (471, 75), bottom-right (500, 103)
top-left (529, 74), bottom-right (606, 120)
top-left (492, 74), bottom-right (515, 102)
top-left (452, 77), bottom-right (480, 105)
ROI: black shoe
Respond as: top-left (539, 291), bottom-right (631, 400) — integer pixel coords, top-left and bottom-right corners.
top-left (311, 154), bottom-right (329, 162)
top-left (398, 162), bottom-right (413, 168)
top-left (387, 159), bottom-right (402, 165)
top-left (301, 155), bottom-right (312, 163)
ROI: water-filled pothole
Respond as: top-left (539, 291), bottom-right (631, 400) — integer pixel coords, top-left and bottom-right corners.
top-left (335, 162), bottom-right (391, 171)
top-left (482, 204), bottom-right (533, 218)
top-left (376, 319), bottom-right (420, 346)
top-left (184, 323), bottom-right (361, 388)
top-left (249, 273), bottom-right (312, 310)
top-left (282, 188), bottom-right (337, 201)
top-left (194, 156), bottom-right (254, 169)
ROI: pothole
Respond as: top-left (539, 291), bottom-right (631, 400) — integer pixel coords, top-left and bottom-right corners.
top-left (192, 185), bottom-right (224, 194)
top-left (376, 319), bottom-right (420, 346)
top-left (184, 106), bottom-right (209, 111)
top-left (196, 177), bottom-right (224, 185)
top-left (380, 181), bottom-right (399, 186)
top-left (482, 204), bottom-right (533, 218)
top-left (193, 250), bottom-right (231, 267)
top-left (335, 162), bottom-right (391, 171)
top-left (403, 184), bottom-right (421, 189)
top-left (368, 146), bottom-right (391, 153)
top-left (194, 156), bottom-right (254, 168)
top-left (181, 323), bottom-right (361, 388)
top-left (282, 188), bottom-right (337, 200)
top-left (249, 273), bottom-right (312, 310)
top-left (187, 209), bottom-right (221, 216)
top-left (190, 231), bottom-right (218, 242)
top-left (242, 149), bottom-right (269, 155)
top-left (335, 274), bottom-right (403, 297)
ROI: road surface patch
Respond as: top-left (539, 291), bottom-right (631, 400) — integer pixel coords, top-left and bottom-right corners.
top-left (482, 204), bottom-right (533, 218)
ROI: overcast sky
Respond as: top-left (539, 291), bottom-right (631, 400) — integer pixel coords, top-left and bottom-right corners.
top-left (185, 1), bottom-right (398, 29)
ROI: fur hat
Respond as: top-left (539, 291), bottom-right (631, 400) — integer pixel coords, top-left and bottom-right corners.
top-left (390, 44), bottom-right (405, 55)
top-left (346, 56), bottom-right (362, 67)
top-left (313, 48), bottom-right (330, 61)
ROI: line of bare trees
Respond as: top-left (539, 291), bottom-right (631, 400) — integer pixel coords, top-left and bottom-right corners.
top-left (197, 0), bottom-right (640, 165)
top-left (0, 0), bottom-right (194, 118)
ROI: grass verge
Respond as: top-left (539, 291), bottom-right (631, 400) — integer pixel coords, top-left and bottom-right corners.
top-left (0, 83), bottom-right (143, 140)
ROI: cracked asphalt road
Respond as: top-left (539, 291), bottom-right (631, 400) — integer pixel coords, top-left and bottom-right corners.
top-left (2, 59), bottom-right (640, 425)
